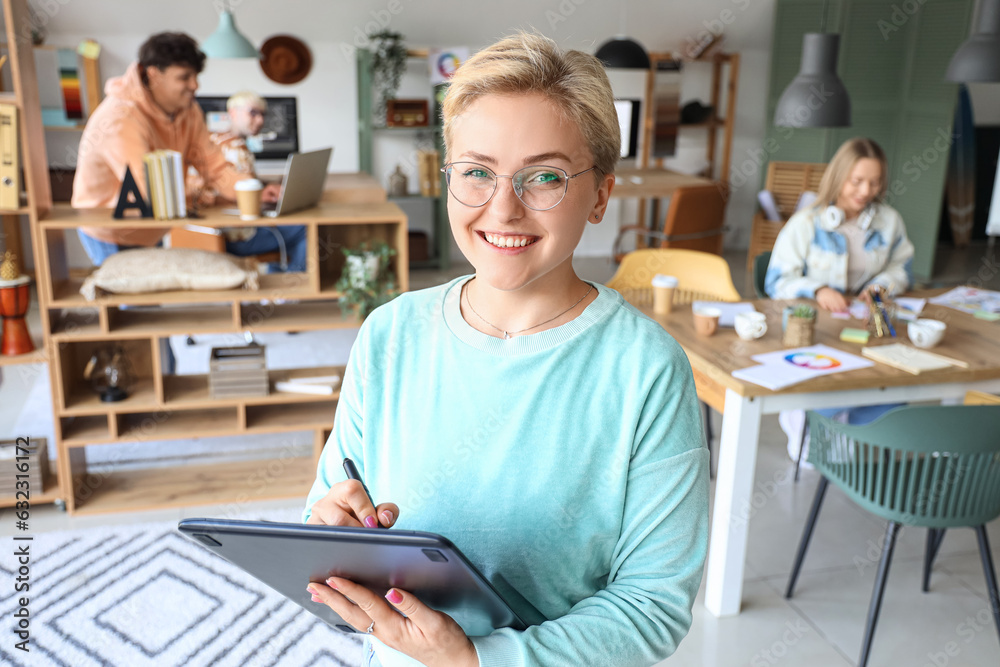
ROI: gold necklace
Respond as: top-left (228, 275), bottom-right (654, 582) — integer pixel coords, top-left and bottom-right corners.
top-left (464, 280), bottom-right (594, 340)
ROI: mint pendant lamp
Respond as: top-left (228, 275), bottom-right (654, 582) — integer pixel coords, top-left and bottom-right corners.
top-left (201, 4), bottom-right (258, 59)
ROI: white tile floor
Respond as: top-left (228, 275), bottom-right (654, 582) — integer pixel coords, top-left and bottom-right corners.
top-left (4, 243), bottom-right (1000, 666)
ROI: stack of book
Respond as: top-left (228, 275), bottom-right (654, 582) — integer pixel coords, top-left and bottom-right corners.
top-left (143, 149), bottom-right (187, 220)
top-left (208, 346), bottom-right (269, 398)
top-left (0, 438), bottom-right (49, 496)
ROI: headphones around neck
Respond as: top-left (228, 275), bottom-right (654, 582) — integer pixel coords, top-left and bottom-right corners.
top-left (823, 203), bottom-right (876, 228)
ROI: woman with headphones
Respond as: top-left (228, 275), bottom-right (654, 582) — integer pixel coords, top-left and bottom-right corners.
top-left (764, 137), bottom-right (914, 309)
top-left (765, 137), bottom-right (915, 464)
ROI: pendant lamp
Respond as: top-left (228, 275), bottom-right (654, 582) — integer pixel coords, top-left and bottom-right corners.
top-left (946, 0), bottom-right (1000, 82)
top-left (595, 37), bottom-right (651, 69)
top-left (201, 8), bottom-right (258, 59)
top-left (774, 33), bottom-right (851, 127)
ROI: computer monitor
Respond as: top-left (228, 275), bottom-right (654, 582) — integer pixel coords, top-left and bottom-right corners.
top-left (195, 96), bottom-right (299, 160)
top-left (615, 99), bottom-right (641, 159)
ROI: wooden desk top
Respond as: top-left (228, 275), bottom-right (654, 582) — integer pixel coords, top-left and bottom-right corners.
top-left (611, 168), bottom-right (715, 199)
top-left (41, 200), bottom-right (407, 229)
top-left (635, 296), bottom-right (1000, 399)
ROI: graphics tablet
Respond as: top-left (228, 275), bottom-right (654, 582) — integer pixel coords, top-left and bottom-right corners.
top-left (177, 518), bottom-right (527, 636)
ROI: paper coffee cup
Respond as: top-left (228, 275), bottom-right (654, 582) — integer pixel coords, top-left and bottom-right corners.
top-left (652, 274), bottom-right (678, 315)
top-left (235, 178), bottom-right (263, 221)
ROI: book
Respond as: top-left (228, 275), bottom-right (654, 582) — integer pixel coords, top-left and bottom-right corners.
top-left (861, 343), bottom-right (968, 375)
top-left (0, 104), bottom-right (19, 209)
top-left (274, 381), bottom-right (336, 395)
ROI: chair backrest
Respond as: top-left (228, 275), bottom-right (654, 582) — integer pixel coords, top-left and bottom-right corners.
top-left (808, 406), bottom-right (1000, 528)
top-left (752, 251), bottom-right (771, 299)
top-left (659, 184), bottom-right (727, 255)
top-left (765, 161), bottom-right (827, 219)
top-left (966, 390), bottom-right (1000, 405)
top-left (606, 248), bottom-right (741, 307)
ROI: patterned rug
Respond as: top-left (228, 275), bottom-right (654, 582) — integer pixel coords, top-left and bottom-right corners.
top-left (0, 508), bottom-right (363, 666)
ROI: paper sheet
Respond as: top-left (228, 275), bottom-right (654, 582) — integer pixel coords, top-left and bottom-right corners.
top-left (733, 344), bottom-right (875, 390)
top-left (692, 301), bottom-right (757, 327)
top-left (928, 286), bottom-right (1000, 314)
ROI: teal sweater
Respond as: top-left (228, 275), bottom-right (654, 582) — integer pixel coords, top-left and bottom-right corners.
top-left (304, 278), bottom-right (709, 667)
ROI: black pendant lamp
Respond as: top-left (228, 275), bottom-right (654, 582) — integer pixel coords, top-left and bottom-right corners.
top-left (774, 33), bottom-right (851, 127)
top-left (595, 37), bottom-right (651, 69)
top-left (946, 0), bottom-right (1000, 82)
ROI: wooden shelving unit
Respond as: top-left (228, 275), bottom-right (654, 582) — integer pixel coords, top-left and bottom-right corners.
top-left (35, 201), bottom-right (408, 514)
top-left (0, 0), bottom-right (59, 509)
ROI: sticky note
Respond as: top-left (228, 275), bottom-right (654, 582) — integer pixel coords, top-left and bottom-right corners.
top-left (77, 40), bottom-right (101, 59)
top-left (974, 310), bottom-right (1000, 321)
top-left (840, 327), bottom-right (870, 344)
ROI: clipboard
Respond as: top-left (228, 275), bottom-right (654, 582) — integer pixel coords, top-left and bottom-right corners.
top-left (178, 518), bottom-right (529, 636)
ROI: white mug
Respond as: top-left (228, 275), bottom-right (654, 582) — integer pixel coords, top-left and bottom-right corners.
top-left (907, 318), bottom-right (946, 349)
top-left (735, 311), bottom-right (768, 340)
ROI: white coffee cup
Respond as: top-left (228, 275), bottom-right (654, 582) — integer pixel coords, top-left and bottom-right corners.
top-left (907, 318), bottom-right (946, 349)
top-left (235, 178), bottom-right (263, 221)
top-left (735, 311), bottom-right (768, 341)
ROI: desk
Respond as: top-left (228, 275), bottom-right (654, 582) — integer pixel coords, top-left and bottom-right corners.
top-left (610, 167), bottom-right (713, 199)
top-left (633, 297), bottom-right (1000, 617)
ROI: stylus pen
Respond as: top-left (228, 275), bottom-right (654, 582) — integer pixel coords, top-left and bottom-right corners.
top-left (342, 458), bottom-right (387, 529)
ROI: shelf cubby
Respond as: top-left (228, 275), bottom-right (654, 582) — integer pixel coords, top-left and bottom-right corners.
top-left (240, 300), bottom-right (355, 331)
top-left (107, 303), bottom-right (238, 335)
top-left (49, 307), bottom-right (105, 338)
top-left (61, 414), bottom-right (113, 445)
top-left (245, 401), bottom-right (335, 433)
top-left (116, 406), bottom-right (240, 443)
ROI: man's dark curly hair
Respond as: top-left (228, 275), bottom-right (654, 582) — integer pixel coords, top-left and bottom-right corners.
top-left (138, 32), bottom-right (206, 81)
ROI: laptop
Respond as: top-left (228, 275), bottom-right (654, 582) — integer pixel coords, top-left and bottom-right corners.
top-left (222, 147), bottom-right (332, 218)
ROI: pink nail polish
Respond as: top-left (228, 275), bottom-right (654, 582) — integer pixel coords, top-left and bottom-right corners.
top-left (385, 588), bottom-right (403, 604)
top-left (380, 510), bottom-right (394, 525)
top-left (326, 577), bottom-right (339, 589)
top-left (311, 594), bottom-right (323, 603)
top-left (364, 516), bottom-right (377, 528)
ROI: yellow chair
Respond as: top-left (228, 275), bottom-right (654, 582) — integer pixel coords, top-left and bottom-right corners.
top-left (607, 248), bottom-right (741, 308)
top-left (965, 390), bottom-right (1000, 405)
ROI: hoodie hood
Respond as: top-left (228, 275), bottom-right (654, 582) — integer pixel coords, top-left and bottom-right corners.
top-left (104, 62), bottom-right (174, 124)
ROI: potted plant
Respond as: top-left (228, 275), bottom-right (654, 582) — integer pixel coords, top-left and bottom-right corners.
top-left (370, 30), bottom-right (407, 127)
top-left (335, 241), bottom-right (398, 320)
top-left (783, 304), bottom-right (817, 347)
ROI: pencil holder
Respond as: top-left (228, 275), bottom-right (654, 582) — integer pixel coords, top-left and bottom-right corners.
top-left (783, 305), bottom-right (816, 347)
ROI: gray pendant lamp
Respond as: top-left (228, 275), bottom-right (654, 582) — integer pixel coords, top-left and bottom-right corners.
top-left (946, 0), bottom-right (1000, 82)
top-left (201, 5), bottom-right (258, 59)
top-left (595, 37), bottom-right (651, 69)
top-left (774, 33), bottom-right (851, 127)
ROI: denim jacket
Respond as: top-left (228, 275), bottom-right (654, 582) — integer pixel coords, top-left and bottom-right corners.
top-left (764, 203), bottom-right (914, 300)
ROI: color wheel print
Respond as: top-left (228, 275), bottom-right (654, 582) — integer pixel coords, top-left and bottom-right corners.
top-left (784, 352), bottom-right (841, 370)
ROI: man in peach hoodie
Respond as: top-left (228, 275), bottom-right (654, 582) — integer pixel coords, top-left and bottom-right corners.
top-left (72, 33), bottom-right (305, 271)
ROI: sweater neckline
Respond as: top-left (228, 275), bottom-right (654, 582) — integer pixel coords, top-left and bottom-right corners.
top-left (441, 276), bottom-right (619, 356)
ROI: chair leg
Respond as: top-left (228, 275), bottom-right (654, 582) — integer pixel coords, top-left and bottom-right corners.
top-left (785, 476), bottom-right (829, 598)
top-left (922, 528), bottom-right (947, 593)
top-left (794, 413), bottom-right (810, 482)
top-left (702, 401), bottom-right (715, 480)
top-left (974, 525), bottom-right (1000, 644)
top-left (858, 521), bottom-right (901, 667)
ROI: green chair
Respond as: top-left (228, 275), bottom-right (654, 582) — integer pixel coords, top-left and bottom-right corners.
top-left (752, 250), bottom-right (771, 299)
top-left (785, 406), bottom-right (1000, 667)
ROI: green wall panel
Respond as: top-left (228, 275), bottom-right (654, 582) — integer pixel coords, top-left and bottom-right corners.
top-left (762, 0), bottom-right (974, 279)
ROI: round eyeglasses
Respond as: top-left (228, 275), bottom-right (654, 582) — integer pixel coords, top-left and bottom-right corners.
top-left (441, 162), bottom-right (597, 211)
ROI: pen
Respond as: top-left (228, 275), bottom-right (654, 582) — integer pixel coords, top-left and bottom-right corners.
top-left (342, 458), bottom-right (386, 529)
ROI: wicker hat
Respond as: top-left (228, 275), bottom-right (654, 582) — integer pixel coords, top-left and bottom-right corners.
top-left (259, 35), bottom-right (312, 85)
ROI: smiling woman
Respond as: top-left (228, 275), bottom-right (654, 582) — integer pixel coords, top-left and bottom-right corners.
top-left (303, 31), bottom-right (709, 667)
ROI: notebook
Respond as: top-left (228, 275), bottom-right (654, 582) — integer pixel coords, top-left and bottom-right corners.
top-left (861, 343), bottom-right (968, 375)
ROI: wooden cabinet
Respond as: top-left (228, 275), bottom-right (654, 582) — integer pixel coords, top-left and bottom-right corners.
top-left (34, 199), bottom-right (408, 514)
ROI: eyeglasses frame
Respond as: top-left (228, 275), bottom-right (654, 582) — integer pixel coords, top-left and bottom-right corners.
top-left (440, 161), bottom-right (599, 211)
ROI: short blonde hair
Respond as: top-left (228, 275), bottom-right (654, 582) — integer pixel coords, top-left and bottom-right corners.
top-left (441, 32), bottom-right (620, 177)
top-left (813, 137), bottom-right (888, 208)
top-left (227, 91), bottom-right (266, 112)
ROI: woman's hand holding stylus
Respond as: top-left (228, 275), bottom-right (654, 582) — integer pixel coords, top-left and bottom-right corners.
top-left (304, 480), bottom-right (398, 529)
